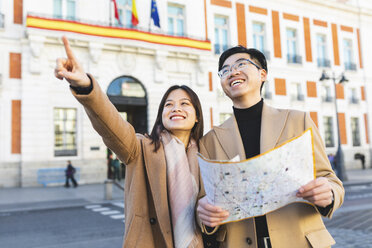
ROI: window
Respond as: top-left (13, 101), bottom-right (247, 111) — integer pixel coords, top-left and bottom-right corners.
top-left (316, 34), bottom-right (330, 67)
top-left (351, 117), bottom-right (361, 146)
top-left (0, 0), bottom-right (5, 28)
top-left (54, 108), bottom-right (77, 156)
top-left (219, 113), bottom-right (232, 124)
top-left (291, 82), bottom-right (304, 101)
top-left (324, 116), bottom-right (335, 147)
top-left (66, 0), bottom-right (76, 20)
top-left (53, 0), bottom-right (62, 18)
top-left (107, 76), bottom-right (146, 98)
top-left (168, 5), bottom-right (185, 36)
top-left (214, 16), bottom-right (228, 54)
top-left (343, 39), bottom-right (356, 71)
top-left (116, 0), bottom-right (132, 27)
top-left (349, 88), bottom-right (359, 104)
top-left (286, 28), bottom-right (301, 64)
top-left (253, 22), bottom-right (269, 59)
top-left (53, 0), bottom-right (76, 20)
top-left (321, 85), bottom-right (333, 102)
top-left (263, 82), bottom-right (272, 99)
top-left (0, 12), bottom-right (4, 28)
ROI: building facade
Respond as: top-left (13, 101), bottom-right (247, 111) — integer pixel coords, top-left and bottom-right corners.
top-left (1, 0), bottom-right (371, 187)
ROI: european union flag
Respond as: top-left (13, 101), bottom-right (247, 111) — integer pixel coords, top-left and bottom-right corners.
top-left (151, 0), bottom-right (160, 27)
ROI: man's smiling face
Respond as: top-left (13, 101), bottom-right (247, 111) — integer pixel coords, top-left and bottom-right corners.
top-left (220, 53), bottom-right (266, 104)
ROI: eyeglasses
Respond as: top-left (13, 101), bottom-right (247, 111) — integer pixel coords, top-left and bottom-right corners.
top-left (218, 59), bottom-right (262, 79)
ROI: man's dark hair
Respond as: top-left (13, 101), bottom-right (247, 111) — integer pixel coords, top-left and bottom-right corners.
top-left (218, 46), bottom-right (268, 93)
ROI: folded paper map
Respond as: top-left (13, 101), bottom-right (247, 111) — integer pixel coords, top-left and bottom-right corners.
top-left (198, 128), bottom-right (316, 224)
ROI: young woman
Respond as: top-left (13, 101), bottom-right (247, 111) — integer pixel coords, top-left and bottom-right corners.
top-left (55, 37), bottom-right (204, 248)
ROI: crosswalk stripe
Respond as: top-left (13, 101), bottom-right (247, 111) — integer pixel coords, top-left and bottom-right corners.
top-left (101, 210), bottom-right (121, 215)
top-left (110, 214), bottom-right (125, 219)
top-left (92, 207), bottom-right (111, 212)
top-left (85, 205), bottom-right (102, 209)
top-left (111, 202), bottom-right (124, 208)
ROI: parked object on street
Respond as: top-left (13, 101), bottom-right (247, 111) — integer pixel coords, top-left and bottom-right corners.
top-left (354, 153), bottom-right (366, 170)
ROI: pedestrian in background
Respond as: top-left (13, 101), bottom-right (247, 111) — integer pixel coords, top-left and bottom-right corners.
top-left (328, 153), bottom-right (336, 170)
top-left (65, 160), bottom-right (78, 188)
top-left (112, 155), bottom-right (121, 181)
top-left (55, 36), bottom-right (204, 248)
top-left (107, 151), bottom-right (114, 179)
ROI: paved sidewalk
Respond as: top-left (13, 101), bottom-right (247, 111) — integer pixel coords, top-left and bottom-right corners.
top-left (0, 181), bottom-right (124, 213)
top-left (343, 168), bottom-right (372, 186)
top-left (0, 168), bottom-right (371, 213)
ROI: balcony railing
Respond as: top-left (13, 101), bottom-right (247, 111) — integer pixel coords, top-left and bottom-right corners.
top-left (53, 14), bottom-right (76, 21)
top-left (322, 96), bottom-right (334, 102)
top-left (291, 94), bottom-right (305, 101)
top-left (349, 97), bottom-right (359, 104)
top-left (262, 50), bottom-right (270, 61)
top-left (0, 13), bottom-right (4, 28)
top-left (345, 62), bottom-right (357, 71)
top-left (287, 54), bottom-right (302, 64)
top-left (214, 43), bottom-right (229, 54)
top-left (27, 14), bottom-right (211, 51)
top-left (317, 58), bottom-right (331, 68)
top-left (264, 91), bottom-right (272, 99)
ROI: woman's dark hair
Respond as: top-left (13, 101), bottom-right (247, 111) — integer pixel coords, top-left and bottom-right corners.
top-left (148, 85), bottom-right (204, 152)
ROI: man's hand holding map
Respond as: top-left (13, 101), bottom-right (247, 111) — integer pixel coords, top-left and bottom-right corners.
top-left (198, 129), bottom-right (316, 224)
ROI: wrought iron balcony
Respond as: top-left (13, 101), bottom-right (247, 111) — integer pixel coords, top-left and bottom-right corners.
top-left (321, 95), bottom-right (334, 102)
top-left (0, 13), bottom-right (4, 28)
top-left (262, 50), bottom-right (270, 61)
top-left (264, 91), bottom-right (272, 99)
top-left (345, 62), bottom-right (357, 71)
top-left (287, 54), bottom-right (302, 64)
top-left (291, 94), bottom-right (305, 101)
top-left (349, 97), bottom-right (359, 104)
top-left (214, 43), bottom-right (229, 54)
top-left (317, 58), bottom-right (331, 68)
top-left (26, 14), bottom-right (211, 51)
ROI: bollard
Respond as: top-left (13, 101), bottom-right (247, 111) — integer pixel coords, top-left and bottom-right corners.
top-left (104, 179), bottom-right (113, 200)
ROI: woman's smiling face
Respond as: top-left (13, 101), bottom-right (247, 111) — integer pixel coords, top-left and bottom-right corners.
top-left (162, 89), bottom-right (197, 137)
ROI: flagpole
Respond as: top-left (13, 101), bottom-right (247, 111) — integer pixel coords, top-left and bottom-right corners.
top-left (109, 0), bottom-right (112, 26)
top-left (148, 0), bottom-right (152, 32)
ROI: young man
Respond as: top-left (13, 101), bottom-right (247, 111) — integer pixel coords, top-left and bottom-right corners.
top-left (197, 46), bottom-right (344, 248)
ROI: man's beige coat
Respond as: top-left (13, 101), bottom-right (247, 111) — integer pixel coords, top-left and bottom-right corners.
top-left (72, 78), bottom-right (203, 248)
top-left (199, 103), bottom-right (344, 248)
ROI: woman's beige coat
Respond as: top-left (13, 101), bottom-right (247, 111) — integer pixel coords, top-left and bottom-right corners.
top-left (72, 78), bottom-right (203, 248)
top-left (199, 103), bottom-right (344, 248)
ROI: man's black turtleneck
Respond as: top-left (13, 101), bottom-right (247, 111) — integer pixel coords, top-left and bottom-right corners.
top-left (233, 98), bottom-right (263, 159)
top-left (233, 98), bottom-right (270, 246)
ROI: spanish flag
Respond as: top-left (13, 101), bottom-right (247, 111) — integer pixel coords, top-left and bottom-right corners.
top-left (112, 0), bottom-right (121, 25)
top-left (131, 0), bottom-right (139, 26)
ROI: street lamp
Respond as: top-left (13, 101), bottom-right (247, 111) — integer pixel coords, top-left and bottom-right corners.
top-left (319, 70), bottom-right (348, 181)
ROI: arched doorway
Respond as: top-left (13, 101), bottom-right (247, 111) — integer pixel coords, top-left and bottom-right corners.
top-left (106, 76), bottom-right (148, 134)
top-left (106, 76), bottom-right (148, 179)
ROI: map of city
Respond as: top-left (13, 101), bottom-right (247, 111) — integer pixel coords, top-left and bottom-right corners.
top-left (198, 129), bottom-right (315, 224)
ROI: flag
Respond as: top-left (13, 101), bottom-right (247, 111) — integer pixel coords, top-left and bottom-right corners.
top-left (112, 0), bottom-right (121, 25)
top-left (131, 0), bottom-right (139, 26)
top-left (151, 0), bottom-right (160, 27)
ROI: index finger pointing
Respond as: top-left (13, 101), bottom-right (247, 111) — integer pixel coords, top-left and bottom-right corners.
top-left (62, 36), bottom-right (77, 62)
